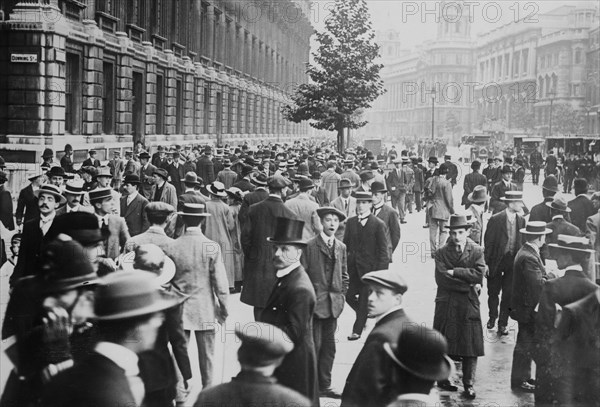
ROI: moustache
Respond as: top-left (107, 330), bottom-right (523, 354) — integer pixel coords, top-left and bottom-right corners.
top-left (40, 204), bottom-right (50, 209)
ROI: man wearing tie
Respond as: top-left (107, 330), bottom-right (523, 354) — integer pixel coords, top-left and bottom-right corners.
top-left (89, 188), bottom-right (130, 264)
top-left (386, 158), bottom-right (409, 224)
top-left (138, 152), bottom-right (157, 200)
top-left (330, 179), bottom-right (356, 241)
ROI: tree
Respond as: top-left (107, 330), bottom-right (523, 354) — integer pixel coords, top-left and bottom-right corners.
top-left (510, 101), bottom-right (535, 133)
top-left (282, 0), bottom-right (385, 153)
top-left (551, 104), bottom-right (585, 135)
top-left (445, 111), bottom-right (462, 135)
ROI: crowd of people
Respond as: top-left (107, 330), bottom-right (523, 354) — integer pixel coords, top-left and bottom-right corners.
top-left (0, 139), bottom-right (599, 407)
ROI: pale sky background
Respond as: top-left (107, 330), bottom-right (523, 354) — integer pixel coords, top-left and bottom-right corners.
top-left (307, 0), bottom-right (599, 49)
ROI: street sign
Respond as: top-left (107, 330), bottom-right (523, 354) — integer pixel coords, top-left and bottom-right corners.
top-left (10, 54), bottom-right (38, 63)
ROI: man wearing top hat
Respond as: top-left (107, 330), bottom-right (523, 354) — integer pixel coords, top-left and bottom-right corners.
top-left (137, 151), bottom-right (157, 200)
top-left (545, 195), bottom-right (581, 251)
top-left (151, 168), bottom-right (178, 208)
top-left (510, 221), bottom-right (553, 392)
top-left (371, 181), bottom-right (400, 259)
top-left (89, 187), bottom-right (130, 263)
top-left (535, 235), bottom-right (598, 404)
top-left (81, 149), bottom-right (100, 168)
top-left (466, 185), bottom-right (488, 245)
top-left (568, 178), bottom-right (595, 232)
top-left (386, 158), bottom-right (410, 223)
top-left (168, 203), bottom-right (229, 391)
top-left (56, 179), bottom-right (94, 216)
top-left (285, 177), bottom-right (322, 241)
top-left (489, 165), bottom-right (518, 214)
top-left (95, 166), bottom-right (120, 215)
top-left (484, 191), bottom-right (527, 336)
top-left (258, 217), bottom-right (319, 406)
top-left (302, 207), bottom-right (349, 399)
top-left (42, 270), bottom-right (179, 407)
top-left (330, 179), bottom-right (357, 241)
top-left (344, 191), bottom-right (390, 341)
top-left (341, 269), bottom-right (412, 407)
top-left (120, 174), bottom-right (149, 237)
top-left (15, 170), bottom-right (45, 227)
top-left (194, 322), bottom-right (310, 407)
top-left (433, 214), bottom-right (486, 399)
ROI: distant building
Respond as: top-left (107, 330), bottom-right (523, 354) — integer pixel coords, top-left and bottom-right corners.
top-left (585, 26), bottom-right (599, 134)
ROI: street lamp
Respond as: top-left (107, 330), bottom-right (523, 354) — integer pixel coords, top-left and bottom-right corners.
top-left (547, 90), bottom-right (556, 138)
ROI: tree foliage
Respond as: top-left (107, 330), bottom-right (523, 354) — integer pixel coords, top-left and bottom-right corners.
top-left (551, 104), bottom-right (585, 135)
top-left (282, 0), bottom-right (385, 152)
top-left (510, 102), bottom-right (535, 133)
top-left (445, 111), bottom-right (462, 135)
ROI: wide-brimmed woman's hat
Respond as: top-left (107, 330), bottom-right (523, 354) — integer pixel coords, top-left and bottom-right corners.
top-left (548, 234), bottom-right (595, 254)
top-left (94, 270), bottom-right (180, 320)
top-left (468, 185), bottom-right (488, 203)
top-left (519, 221), bottom-right (552, 235)
top-left (207, 181), bottom-right (227, 197)
top-left (119, 244), bottom-right (177, 287)
top-left (500, 191), bottom-right (523, 202)
top-left (34, 184), bottom-right (67, 205)
top-left (266, 217), bottom-right (307, 246)
top-left (383, 326), bottom-right (453, 382)
top-left (177, 203), bottom-right (211, 217)
top-left (445, 214), bottom-right (472, 230)
top-left (546, 195), bottom-right (571, 212)
top-left (250, 172), bottom-right (268, 186)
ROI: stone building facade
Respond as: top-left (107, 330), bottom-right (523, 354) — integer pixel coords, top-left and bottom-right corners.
top-left (585, 26), bottom-right (599, 134)
top-left (0, 0), bottom-right (312, 167)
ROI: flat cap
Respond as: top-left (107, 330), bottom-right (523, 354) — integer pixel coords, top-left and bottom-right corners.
top-left (236, 322), bottom-right (293, 367)
top-left (145, 201), bottom-right (175, 215)
top-left (267, 175), bottom-right (290, 189)
top-left (362, 269), bottom-right (408, 294)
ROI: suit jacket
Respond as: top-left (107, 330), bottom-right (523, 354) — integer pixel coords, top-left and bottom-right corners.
top-left (150, 182), bottom-right (178, 207)
top-left (194, 371), bottom-right (311, 407)
top-left (490, 180), bottom-right (517, 214)
top-left (310, 186), bottom-right (329, 207)
top-left (511, 244), bottom-right (548, 324)
top-left (168, 229), bottom-right (229, 330)
top-left (42, 352), bottom-right (138, 407)
top-left (0, 187), bottom-right (14, 230)
top-left (167, 163), bottom-right (186, 197)
top-left (375, 204), bottom-right (400, 256)
top-left (529, 197), bottom-right (554, 223)
top-left (342, 309), bottom-right (413, 407)
top-left (427, 176), bottom-right (454, 220)
top-left (546, 217), bottom-right (581, 247)
top-left (125, 226), bottom-right (174, 253)
top-left (139, 162), bottom-right (157, 199)
top-left (120, 193), bottom-right (149, 237)
top-left (461, 172), bottom-right (487, 206)
top-left (484, 210), bottom-right (526, 277)
top-left (196, 155), bottom-right (215, 185)
top-left (103, 214), bottom-right (130, 260)
top-left (81, 158), bottom-right (100, 168)
top-left (412, 165), bottom-right (424, 192)
top-left (240, 196), bottom-right (297, 307)
top-left (15, 184), bottom-right (39, 224)
top-left (568, 195), bottom-right (595, 233)
top-left (386, 167), bottom-right (409, 197)
top-left (60, 155), bottom-right (74, 173)
top-left (259, 266), bottom-right (319, 405)
top-left (343, 214), bottom-right (389, 278)
top-left (216, 168), bottom-right (238, 189)
top-left (107, 158), bottom-right (125, 183)
top-left (331, 196), bottom-right (357, 241)
top-left (285, 194), bottom-right (322, 241)
top-left (12, 216), bottom-right (61, 282)
top-left (302, 235), bottom-right (349, 319)
top-left (239, 188), bottom-right (269, 227)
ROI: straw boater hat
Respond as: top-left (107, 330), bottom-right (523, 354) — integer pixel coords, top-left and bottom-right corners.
top-left (34, 184), bottom-right (67, 205)
top-left (266, 217), bottom-right (307, 246)
top-left (500, 191), bottom-right (524, 202)
top-left (177, 203), bottom-right (211, 217)
top-left (88, 188), bottom-right (113, 203)
top-left (547, 235), bottom-right (595, 254)
top-left (519, 221), bottom-right (552, 235)
top-left (63, 179), bottom-right (86, 196)
top-left (353, 191), bottom-right (373, 201)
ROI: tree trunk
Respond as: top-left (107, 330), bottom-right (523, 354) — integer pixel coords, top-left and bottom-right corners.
top-left (337, 126), bottom-right (345, 154)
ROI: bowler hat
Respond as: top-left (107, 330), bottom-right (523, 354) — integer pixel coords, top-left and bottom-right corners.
top-left (42, 148), bottom-right (54, 158)
top-left (353, 191), bottom-right (373, 201)
top-left (46, 166), bottom-right (66, 178)
top-left (500, 191), bottom-right (523, 202)
top-left (542, 175), bottom-right (559, 193)
top-left (370, 162), bottom-right (379, 170)
top-left (338, 179), bottom-right (353, 189)
top-left (34, 184), bottom-right (67, 205)
top-left (316, 206), bottom-right (346, 222)
top-left (445, 214), bottom-right (472, 230)
top-left (468, 185), bottom-right (488, 203)
top-left (236, 322), bottom-right (293, 367)
top-left (94, 166), bottom-right (113, 179)
top-left (298, 178), bottom-right (315, 191)
top-left (250, 172), bottom-right (268, 186)
top-left (181, 171), bottom-right (201, 186)
top-left (89, 188), bottom-right (113, 203)
top-left (123, 174), bottom-right (141, 185)
top-left (41, 236), bottom-right (99, 293)
top-left (145, 201), bottom-right (175, 216)
top-left (139, 152), bottom-right (151, 160)
top-left (383, 326), bottom-right (452, 382)
top-left (428, 156), bottom-right (439, 164)
top-left (177, 203), bottom-right (211, 217)
top-left (153, 168), bottom-right (169, 180)
top-left (207, 181), bottom-right (228, 197)
top-left (370, 181), bottom-right (387, 194)
top-left (63, 179), bottom-right (85, 195)
top-left (267, 217), bottom-right (307, 246)
top-left (500, 165), bottom-right (513, 174)
top-left (548, 234), bottom-right (595, 254)
top-left (94, 271), bottom-right (179, 320)
top-left (359, 170), bottom-right (374, 183)
top-left (546, 195), bottom-right (571, 212)
top-left (361, 269), bottom-right (408, 294)
top-left (53, 212), bottom-right (108, 245)
top-left (519, 221), bottom-right (552, 235)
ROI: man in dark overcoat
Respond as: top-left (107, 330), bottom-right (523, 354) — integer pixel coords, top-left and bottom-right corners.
top-left (302, 207), bottom-right (349, 398)
top-left (544, 195), bottom-right (581, 254)
top-left (259, 217), bottom-right (319, 406)
top-left (433, 214), bottom-right (486, 399)
top-left (461, 160), bottom-right (486, 208)
top-left (484, 191), bottom-right (526, 335)
top-left (529, 175), bottom-right (559, 223)
top-left (15, 171), bottom-right (44, 227)
top-left (509, 221), bottom-right (553, 392)
top-left (343, 191), bottom-right (390, 340)
top-left (371, 181), bottom-right (401, 260)
top-left (489, 165), bottom-right (517, 214)
top-left (567, 178), bottom-right (595, 232)
top-left (241, 176), bottom-right (296, 318)
top-left (341, 269), bottom-right (412, 407)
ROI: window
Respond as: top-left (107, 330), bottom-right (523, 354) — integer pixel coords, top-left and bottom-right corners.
top-left (216, 91), bottom-right (222, 135)
top-left (456, 54), bottom-right (462, 65)
top-left (573, 84), bottom-right (579, 96)
top-left (102, 61), bottom-right (115, 134)
top-left (575, 49), bottom-right (582, 64)
top-left (497, 56), bottom-right (502, 77)
top-left (513, 52), bottom-right (520, 76)
top-left (203, 85), bottom-right (210, 134)
top-left (246, 94), bottom-right (251, 134)
top-left (201, 3), bottom-right (210, 58)
top-left (227, 91), bottom-right (233, 133)
top-left (156, 74), bottom-right (164, 133)
top-left (553, 53), bottom-right (558, 66)
top-left (238, 90), bottom-right (244, 133)
top-left (175, 79), bottom-right (183, 134)
top-left (522, 49), bottom-right (528, 73)
top-left (65, 52), bottom-right (81, 134)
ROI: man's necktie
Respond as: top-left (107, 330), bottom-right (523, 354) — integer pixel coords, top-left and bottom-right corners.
top-left (344, 199), bottom-right (348, 211)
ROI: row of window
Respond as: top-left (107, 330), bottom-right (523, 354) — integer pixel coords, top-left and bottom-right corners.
top-left (539, 48), bottom-right (584, 69)
top-left (478, 49), bottom-right (530, 82)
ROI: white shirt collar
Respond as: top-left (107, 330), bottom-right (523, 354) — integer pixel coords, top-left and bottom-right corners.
top-left (148, 225), bottom-right (166, 233)
top-left (185, 188), bottom-right (195, 193)
top-left (276, 261), bottom-right (301, 279)
top-left (94, 341), bottom-right (139, 376)
top-left (186, 226), bottom-right (202, 232)
top-left (552, 214), bottom-right (564, 220)
top-left (127, 190), bottom-right (138, 201)
top-left (269, 194), bottom-right (282, 199)
top-left (394, 393), bottom-right (437, 405)
top-left (40, 212), bottom-right (55, 223)
top-left (565, 264), bottom-right (584, 272)
top-left (506, 209), bottom-right (516, 222)
top-left (320, 232), bottom-right (335, 246)
top-left (373, 202), bottom-right (384, 210)
top-left (96, 213), bottom-right (109, 225)
top-left (376, 304), bottom-right (403, 323)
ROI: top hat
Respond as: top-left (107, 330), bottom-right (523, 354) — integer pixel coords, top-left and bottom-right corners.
top-left (120, 244), bottom-right (177, 287)
top-left (338, 179), bottom-right (353, 189)
top-left (46, 166), bottom-right (66, 178)
top-left (41, 236), bottom-right (99, 294)
top-left (519, 221), bottom-right (552, 235)
top-left (445, 214), bottom-right (473, 230)
top-left (89, 188), bottom-right (113, 203)
top-left (53, 212), bottom-right (108, 245)
top-left (298, 178), bottom-right (315, 191)
top-left (548, 234), bottom-right (595, 254)
top-left (42, 148), bottom-right (54, 158)
top-left (546, 195), bottom-right (571, 212)
top-left (63, 179), bottom-right (85, 195)
top-left (468, 185), bottom-right (488, 203)
top-left (181, 172), bottom-right (201, 186)
top-left (362, 269), bottom-right (408, 294)
top-left (428, 156), bottom-right (439, 164)
top-left (542, 175), bottom-right (559, 192)
top-left (94, 270), bottom-right (180, 320)
top-left (353, 191), bottom-right (372, 201)
top-left (316, 206), bottom-right (346, 222)
top-left (267, 217), bottom-right (307, 246)
top-left (359, 170), bottom-right (374, 183)
top-left (250, 172), bottom-right (268, 186)
top-left (500, 191), bottom-right (523, 202)
top-left (94, 166), bottom-right (113, 179)
top-left (370, 181), bottom-right (387, 194)
top-left (383, 326), bottom-right (452, 382)
top-left (34, 184), bottom-right (67, 205)
top-left (207, 181), bottom-right (227, 197)
top-left (236, 322), bottom-right (293, 367)
top-left (139, 152), bottom-right (151, 160)
top-left (153, 168), bottom-right (169, 180)
top-left (177, 203), bottom-right (211, 217)
top-left (123, 174), bottom-right (141, 185)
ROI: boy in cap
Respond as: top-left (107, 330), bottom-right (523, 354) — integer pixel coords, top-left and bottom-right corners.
top-left (433, 214), bottom-right (486, 398)
top-left (341, 269), bottom-right (412, 407)
top-left (302, 207), bottom-right (349, 398)
top-left (194, 322), bottom-right (310, 407)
